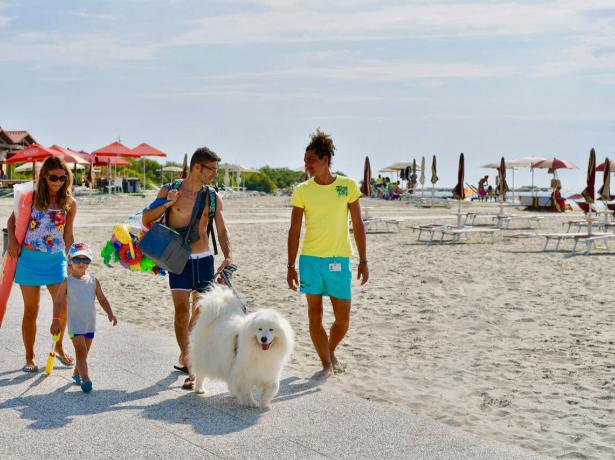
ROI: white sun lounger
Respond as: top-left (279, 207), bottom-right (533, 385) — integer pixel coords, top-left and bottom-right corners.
top-left (413, 224), bottom-right (499, 244)
top-left (364, 217), bottom-right (400, 233)
top-left (542, 232), bottom-right (612, 252)
top-left (464, 213), bottom-right (543, 229)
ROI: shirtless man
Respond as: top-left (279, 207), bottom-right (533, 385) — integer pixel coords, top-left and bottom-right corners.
top-left (142, 147), bottom-right (232, 385)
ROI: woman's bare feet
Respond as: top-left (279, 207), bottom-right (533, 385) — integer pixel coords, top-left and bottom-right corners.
top-left (311, 366), bottom-right (334, 380)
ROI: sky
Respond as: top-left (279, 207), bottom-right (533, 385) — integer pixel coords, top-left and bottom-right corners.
top-left (1, 0), bottom-right (615, 190)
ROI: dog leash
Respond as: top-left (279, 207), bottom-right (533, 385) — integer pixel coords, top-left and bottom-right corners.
top-left (217, 264), bottom-right (247, 314)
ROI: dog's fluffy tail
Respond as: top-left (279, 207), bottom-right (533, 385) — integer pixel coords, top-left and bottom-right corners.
top-left (195, 285), bottom-right (243, 330)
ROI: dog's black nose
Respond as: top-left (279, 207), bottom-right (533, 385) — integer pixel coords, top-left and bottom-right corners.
top-left (260, 336), bottom-right (267, 343)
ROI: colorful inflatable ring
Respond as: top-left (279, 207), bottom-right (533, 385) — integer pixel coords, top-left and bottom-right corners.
top-left (118, 244), bottom-right (142, 266)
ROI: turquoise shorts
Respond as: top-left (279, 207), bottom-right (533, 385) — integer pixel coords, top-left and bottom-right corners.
top-left (299, 255), bottom-right (352, 300)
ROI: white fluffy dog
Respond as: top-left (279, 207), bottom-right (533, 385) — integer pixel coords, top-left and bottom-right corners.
top-left (189, 285), bottom-right (294, 409)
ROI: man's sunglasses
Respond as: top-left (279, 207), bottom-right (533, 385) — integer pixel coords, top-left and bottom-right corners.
top-left (198, 163), bottom-right (218, 174)
top-left (47, 174), bottom-right (68, 183)
top-left (70, 257), bottom-right (91, 264)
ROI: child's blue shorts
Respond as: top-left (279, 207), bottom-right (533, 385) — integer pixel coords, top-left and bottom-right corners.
top-left (299, 255), bottom-right (352, 300)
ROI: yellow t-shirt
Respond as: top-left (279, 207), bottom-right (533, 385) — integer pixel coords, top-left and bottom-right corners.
top-left (290, 176), bottom-right (361, 258)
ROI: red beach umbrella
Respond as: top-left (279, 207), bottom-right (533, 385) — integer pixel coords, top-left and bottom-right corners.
top-left (92, 141), bottom-right (141, 158)
top-left (132, 143), bottom-right (167, 189)
top-left (581, 148), bottom-right (596, 204)
top-left (94, 155), bottom-right (130, 167)
top-left (49, 145), bottom-right (89, 165)
top-left (360, 156), bottom-right (371, 197)
top-left (181, 153), bottom-right (188, 179)
top-left (531, 158), bottom-right (578, 171)
top-left (5, 144), bottom-right (55, 164)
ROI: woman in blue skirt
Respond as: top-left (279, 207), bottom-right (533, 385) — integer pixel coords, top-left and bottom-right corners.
top-left (7, 156), bottom-right (77, 372)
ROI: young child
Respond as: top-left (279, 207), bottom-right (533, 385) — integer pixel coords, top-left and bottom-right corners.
top-left (50, 243), bottom-right (117, 393)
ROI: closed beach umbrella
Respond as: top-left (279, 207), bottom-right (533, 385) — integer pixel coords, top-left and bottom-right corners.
top-left (581, 148), bottom-right (596, 204)
top-left (411, 159), bottom-right (417, 182)
top-left (498, 157), bottom-right (508, 200)
top-left (419, 156), bottom-right (425, 186)
top-left (452, 153), bottom-right (465, 227)
top-left (452, 153), bottom-right (465, 200)
top-left (430, 155), bottom-right (438, 201)
top-left (360, 156), bottom-right (372, 197)
top-left (598, 157), bottom-right (611, 201)
top-left (596, 159), bottom-right (615, 172)
top-left (181, 153), bottom-right (188, 179)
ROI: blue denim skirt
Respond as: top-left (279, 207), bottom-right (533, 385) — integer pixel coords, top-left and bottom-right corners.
top-left (15, 248), bottom-right (67, 286)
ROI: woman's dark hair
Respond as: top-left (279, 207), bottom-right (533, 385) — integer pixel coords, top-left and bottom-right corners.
top-left (34, 156), bottom-right (73, 211)
top-left (305, 129), bottom-right (335, 165)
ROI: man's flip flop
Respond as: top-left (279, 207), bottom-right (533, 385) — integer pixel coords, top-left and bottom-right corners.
top-left (173, 365), bottom-right (189, 374)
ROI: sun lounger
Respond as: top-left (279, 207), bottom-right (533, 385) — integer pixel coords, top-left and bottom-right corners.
top-left (364, 217), bottom-right (400, 233)
top-left (570, 234), bottom-right (615, 255)
top-left (464, 213), bottom-right (543, 229)
top-left (413, 224), bottom-right (499, 244)
top-left (542, 231), bottom-right (612, 252)
top-left (564, 220), bottom-right (615, 233)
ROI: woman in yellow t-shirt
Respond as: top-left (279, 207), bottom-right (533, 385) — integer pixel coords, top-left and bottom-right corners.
top-left (287, 129), bottom-right (369, 379)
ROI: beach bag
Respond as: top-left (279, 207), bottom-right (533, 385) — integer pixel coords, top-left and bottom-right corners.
top-left (137, 192), bottom-right (202, 275)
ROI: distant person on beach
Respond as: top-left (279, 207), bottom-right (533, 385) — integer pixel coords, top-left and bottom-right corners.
top-left (7, 156), bottom-right (77, 373)
top-left (287, 129), bottom-right (369, 379)
top-left (142, 146), bottom-right (233, 389)
top-left (50, 243), bottom-right (117, 393)
top-left (478, 175), bottom-right (488, 201)
top-left (487, 185), bottom-right (495, 201)
top-left (552, 184), bottom-right (566, 212)
top-left (390, 181), bottom-right (404, 200)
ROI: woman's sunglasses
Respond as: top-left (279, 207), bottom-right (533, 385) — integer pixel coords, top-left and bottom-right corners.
top-left (47, 174), bottom-right (68, 183)
top-left (70, 257), bottom-right (91, 264)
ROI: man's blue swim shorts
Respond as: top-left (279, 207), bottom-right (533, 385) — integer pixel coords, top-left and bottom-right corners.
top-left (169, 252), bottom-right (215, 293)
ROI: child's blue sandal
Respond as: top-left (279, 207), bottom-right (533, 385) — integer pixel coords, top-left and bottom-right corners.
top-left (72, 375), bottom-right (81, 385)
top-left (81, 380), bottom-right (92, 393)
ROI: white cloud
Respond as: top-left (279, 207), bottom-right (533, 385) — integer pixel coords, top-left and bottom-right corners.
top-left (0, 0), bottom-right (14, 27)
top-left (0, 32), bottom-right (158, 65)
top-left (171, 1), bottom-right (615, 45)
top-left (69, 11), bottom-right (121, 21)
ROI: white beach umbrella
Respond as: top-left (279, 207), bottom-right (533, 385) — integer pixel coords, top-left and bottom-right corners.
top-left (511, 156), bottom-right (547, 198)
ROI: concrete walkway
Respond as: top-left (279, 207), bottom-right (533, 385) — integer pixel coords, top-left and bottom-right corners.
top-left (0, 293), bottom-right (544, 459)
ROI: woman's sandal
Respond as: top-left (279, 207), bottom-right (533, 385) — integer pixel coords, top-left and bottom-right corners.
top-left (56, 353), bottom-right (75, 366)
top-left (22, 363), bottom-right (39, 373)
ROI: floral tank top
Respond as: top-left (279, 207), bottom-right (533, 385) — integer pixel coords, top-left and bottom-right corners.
top-left (23, 208), bottom-right (67, 253)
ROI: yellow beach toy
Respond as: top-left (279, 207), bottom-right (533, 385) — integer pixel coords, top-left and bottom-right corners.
top-left (45, 334), bottom-right (60, 375)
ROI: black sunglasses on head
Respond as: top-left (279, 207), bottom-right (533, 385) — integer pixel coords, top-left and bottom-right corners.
top-left (47, 174), bottom-right (68, 183)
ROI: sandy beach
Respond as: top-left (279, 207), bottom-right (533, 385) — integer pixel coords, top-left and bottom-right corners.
top-left (1, 193), bottom-right (613, 459)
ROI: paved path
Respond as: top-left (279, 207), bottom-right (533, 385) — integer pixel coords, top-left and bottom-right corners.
top-left (0, 293), bottom-right (544, 459)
